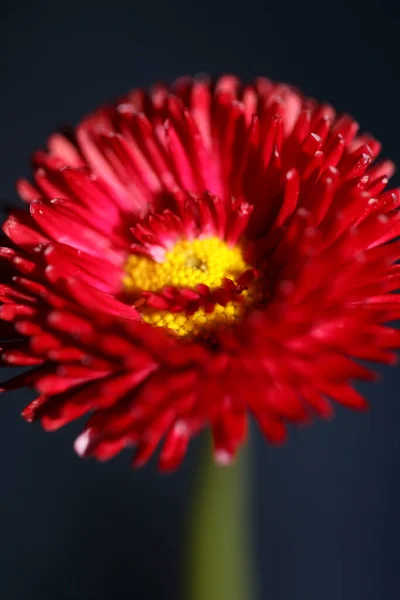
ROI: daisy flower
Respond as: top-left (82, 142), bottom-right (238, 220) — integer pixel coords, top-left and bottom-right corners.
top-left (1, 75), bottom-right (400, 470)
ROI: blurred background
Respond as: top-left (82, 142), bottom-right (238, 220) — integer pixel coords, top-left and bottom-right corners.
top-left (2, 0), bottom-right (400, 598)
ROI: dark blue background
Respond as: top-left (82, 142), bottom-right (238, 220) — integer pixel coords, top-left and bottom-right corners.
top-left (1, 1), bottom-right (400, 598)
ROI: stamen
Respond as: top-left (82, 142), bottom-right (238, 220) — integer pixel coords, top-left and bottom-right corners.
top-left (123, 236), bottom-right (256, 337)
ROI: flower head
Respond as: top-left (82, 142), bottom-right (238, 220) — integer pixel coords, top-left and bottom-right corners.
top-left (1, 75), bottom-right (400, 470)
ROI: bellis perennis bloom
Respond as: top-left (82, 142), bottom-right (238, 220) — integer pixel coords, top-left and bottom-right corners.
top-left (1, 75), bottom-right (400, 470)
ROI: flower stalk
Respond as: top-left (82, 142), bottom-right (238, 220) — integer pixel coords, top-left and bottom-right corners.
top-left (185, 437), bottom-right (255, 600)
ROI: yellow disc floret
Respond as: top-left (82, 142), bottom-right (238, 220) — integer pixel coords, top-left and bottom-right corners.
top-left (123, 237), bottom-right (247, 293)
top-left (140, 295), bottom-right (249, 337)
top-left (123, 237), bottom-right (252, 337)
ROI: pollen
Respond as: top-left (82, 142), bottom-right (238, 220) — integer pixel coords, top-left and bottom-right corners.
top-left (123, 237), bottom-right (248, 292)
top-left (123, 237), bottom-right (253, 337)
top-left (139, 301), bottom-right (249, 337)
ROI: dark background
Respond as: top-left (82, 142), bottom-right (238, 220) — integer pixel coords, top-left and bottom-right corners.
top-left (1, 1), bottom-right (400, 598)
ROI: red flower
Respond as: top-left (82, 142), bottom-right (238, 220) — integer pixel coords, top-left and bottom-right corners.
top-left (1, 75), bottom-right (400, 470)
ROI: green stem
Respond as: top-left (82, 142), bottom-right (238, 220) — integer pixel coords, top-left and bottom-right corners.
top-left (184, 438), bottom-right (255, 600)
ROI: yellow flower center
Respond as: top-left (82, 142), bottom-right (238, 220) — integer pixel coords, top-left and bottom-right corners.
top-left (123, 237), bottom-right (253, 337)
